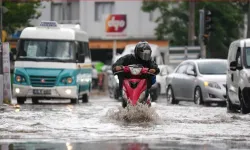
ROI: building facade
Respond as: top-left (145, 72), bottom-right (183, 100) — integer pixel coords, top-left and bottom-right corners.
top-left (29, 1), bottom-right (169, 63)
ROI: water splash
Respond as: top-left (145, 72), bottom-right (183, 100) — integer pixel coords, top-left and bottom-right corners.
top-left (105, 103), bottom-right (162, 124)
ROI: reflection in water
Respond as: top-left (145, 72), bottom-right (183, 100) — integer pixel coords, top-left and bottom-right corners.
top-left (121, 143), bottom-right (149, 150)
top-left (66, 142), bottom-right (73, 150)
top-left (1, 140), bottom-right (250, 150)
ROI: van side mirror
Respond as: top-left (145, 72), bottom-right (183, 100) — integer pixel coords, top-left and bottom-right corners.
top-left (230, 61), bottom-right (237, 71)
top-left (78, 54), bottom-right (85, 63)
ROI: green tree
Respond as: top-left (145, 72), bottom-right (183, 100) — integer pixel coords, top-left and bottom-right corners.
top-left (142, 2), bottom-right (189, 45)
top-left (3, 0), bottom-right (41, 34)
top-left (142, 1), bottom-right (244, 58)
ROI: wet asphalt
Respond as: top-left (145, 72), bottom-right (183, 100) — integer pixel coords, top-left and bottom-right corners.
top-left (0, 94), bottom-right (250, 150)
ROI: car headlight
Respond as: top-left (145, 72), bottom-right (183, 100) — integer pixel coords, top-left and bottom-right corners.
top-left (204, 81), bottom-right (221, 89)
top-left (15, 75), bottom-right (25, 83)
top-left (62, 77), bottom-right (73, 84)
top-left (129, 67), bottom-right (142, 75)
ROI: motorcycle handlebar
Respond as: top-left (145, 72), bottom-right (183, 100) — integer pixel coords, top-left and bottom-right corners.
top-left (114, 66), bottom-right (156, 75)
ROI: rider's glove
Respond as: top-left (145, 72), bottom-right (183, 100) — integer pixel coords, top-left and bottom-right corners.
top-left (115, 66), bottom-right (123, 71)
top-left (149, 69), bottom-right (156, 74)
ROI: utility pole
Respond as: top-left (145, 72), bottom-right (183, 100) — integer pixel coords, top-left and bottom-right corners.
top-left (199, 9), bottom-right (206, 58)
top-left (0, 0), bottom-right (3, 104)
top-left (188, 0), bottom-right (195, 46)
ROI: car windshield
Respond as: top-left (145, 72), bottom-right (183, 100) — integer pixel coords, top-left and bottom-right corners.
top-left (197, 61), bottom-right (227, 75)
top-left (17, 39), bottom-right (76, 62)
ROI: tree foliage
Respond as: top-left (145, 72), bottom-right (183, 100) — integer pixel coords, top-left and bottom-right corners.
top-left (3, 0), bottom-right (41, 34)
top-left (142, 1), bottom-right (244, 58)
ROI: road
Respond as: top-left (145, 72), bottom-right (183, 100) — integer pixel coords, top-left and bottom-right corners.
top-left (0, 95), bottom-right (250, 149)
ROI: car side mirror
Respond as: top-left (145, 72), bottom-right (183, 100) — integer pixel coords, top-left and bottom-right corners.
top-left (187, 70), bottom-right (196, 76)
top-left (230, 61), bottom-right (237, 71)
top-left (78, 54), bottom-right (85, 63)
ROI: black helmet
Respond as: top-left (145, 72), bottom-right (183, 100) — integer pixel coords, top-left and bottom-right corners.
top-left (134, 41), bottom-right (152, 61)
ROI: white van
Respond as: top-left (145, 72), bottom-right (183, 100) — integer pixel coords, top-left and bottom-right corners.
top-left (226, 39), bottom-right (250, 114)
top-left (109, 43), bottom-right (168, 101)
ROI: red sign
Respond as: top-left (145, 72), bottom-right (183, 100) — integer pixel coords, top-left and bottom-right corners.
top-left (105, 14), bottom-right (127, 33)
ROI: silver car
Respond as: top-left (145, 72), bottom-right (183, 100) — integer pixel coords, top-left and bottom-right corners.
top-left (166, 59), bottom-right (227, 106)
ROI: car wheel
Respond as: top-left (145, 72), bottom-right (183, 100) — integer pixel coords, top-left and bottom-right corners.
top-left (82, 94), bottom-right (89, 103)
top-left (239, 91), bottom-right (250, 114)
top-left (166, 86), bottom-right (179, 104)
top-left (194, 86), bottom-right (203, 105)
top-left (32, 98), bottom-right (39, 104)
top-left (17, 97), bottom-right (25, 104)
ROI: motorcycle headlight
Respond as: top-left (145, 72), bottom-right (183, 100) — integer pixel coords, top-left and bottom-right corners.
top-left (129, 67), bottom-right (142, 75)
top-left (204, 81), bottom-right (221, 89)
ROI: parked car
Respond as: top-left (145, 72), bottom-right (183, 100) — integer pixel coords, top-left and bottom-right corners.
top-left (226, 39), bottom-right (250, 114)
top-left (166, 59), bottom-right (227, 106)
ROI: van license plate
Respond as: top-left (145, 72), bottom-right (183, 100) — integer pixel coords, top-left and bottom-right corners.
top-left (33, 89), bottom-right (51, 95)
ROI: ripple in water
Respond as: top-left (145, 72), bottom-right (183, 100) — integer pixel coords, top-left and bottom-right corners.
top-left (105, 103), bottom-right (162, 124)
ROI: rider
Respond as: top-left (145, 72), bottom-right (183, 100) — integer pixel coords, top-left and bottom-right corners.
top-left (112, 41), bottom-right (160, 99)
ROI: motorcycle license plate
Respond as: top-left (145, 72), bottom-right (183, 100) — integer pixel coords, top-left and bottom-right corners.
top-left (33, 89), bottom-right (51, 95)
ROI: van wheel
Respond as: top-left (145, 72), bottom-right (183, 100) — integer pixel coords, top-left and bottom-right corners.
top-left (82, 94), bottom-right (89, 103)
top-left (32, 98), bottom-right (39, 104)
top-left (70, 99), bottom-right (79, 104)
top-left (239, 91), bottom-right (250, 114)
top-left (226, 89), bottom-right (238, 113)
top-left (17, 97), bottom-right (26, 104)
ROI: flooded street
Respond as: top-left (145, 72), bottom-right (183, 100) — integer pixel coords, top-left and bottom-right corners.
top-left (1, 95), bottom-right (250, 149)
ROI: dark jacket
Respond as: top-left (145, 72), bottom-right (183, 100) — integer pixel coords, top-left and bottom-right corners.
top-left (112, 54), bottom-right (160, 90)
top-left (112, 54), bottom-right (160, 74)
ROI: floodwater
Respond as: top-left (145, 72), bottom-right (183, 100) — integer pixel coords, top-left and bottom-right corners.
top-left (0, 95), bottom-right (250, 149)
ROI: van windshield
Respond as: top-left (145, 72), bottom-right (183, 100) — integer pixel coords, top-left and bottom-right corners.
top-left (17, 40), bottom-right (76, 62)
top-left (245, 47), bottom-right (250, 67)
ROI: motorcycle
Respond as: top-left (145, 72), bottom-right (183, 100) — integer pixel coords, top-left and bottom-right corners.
top-left (114, 64), bottom-right (155, 108)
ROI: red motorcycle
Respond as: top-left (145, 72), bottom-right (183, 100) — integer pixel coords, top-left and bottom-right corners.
top-left (114, 65), bottom-right (155, 108)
